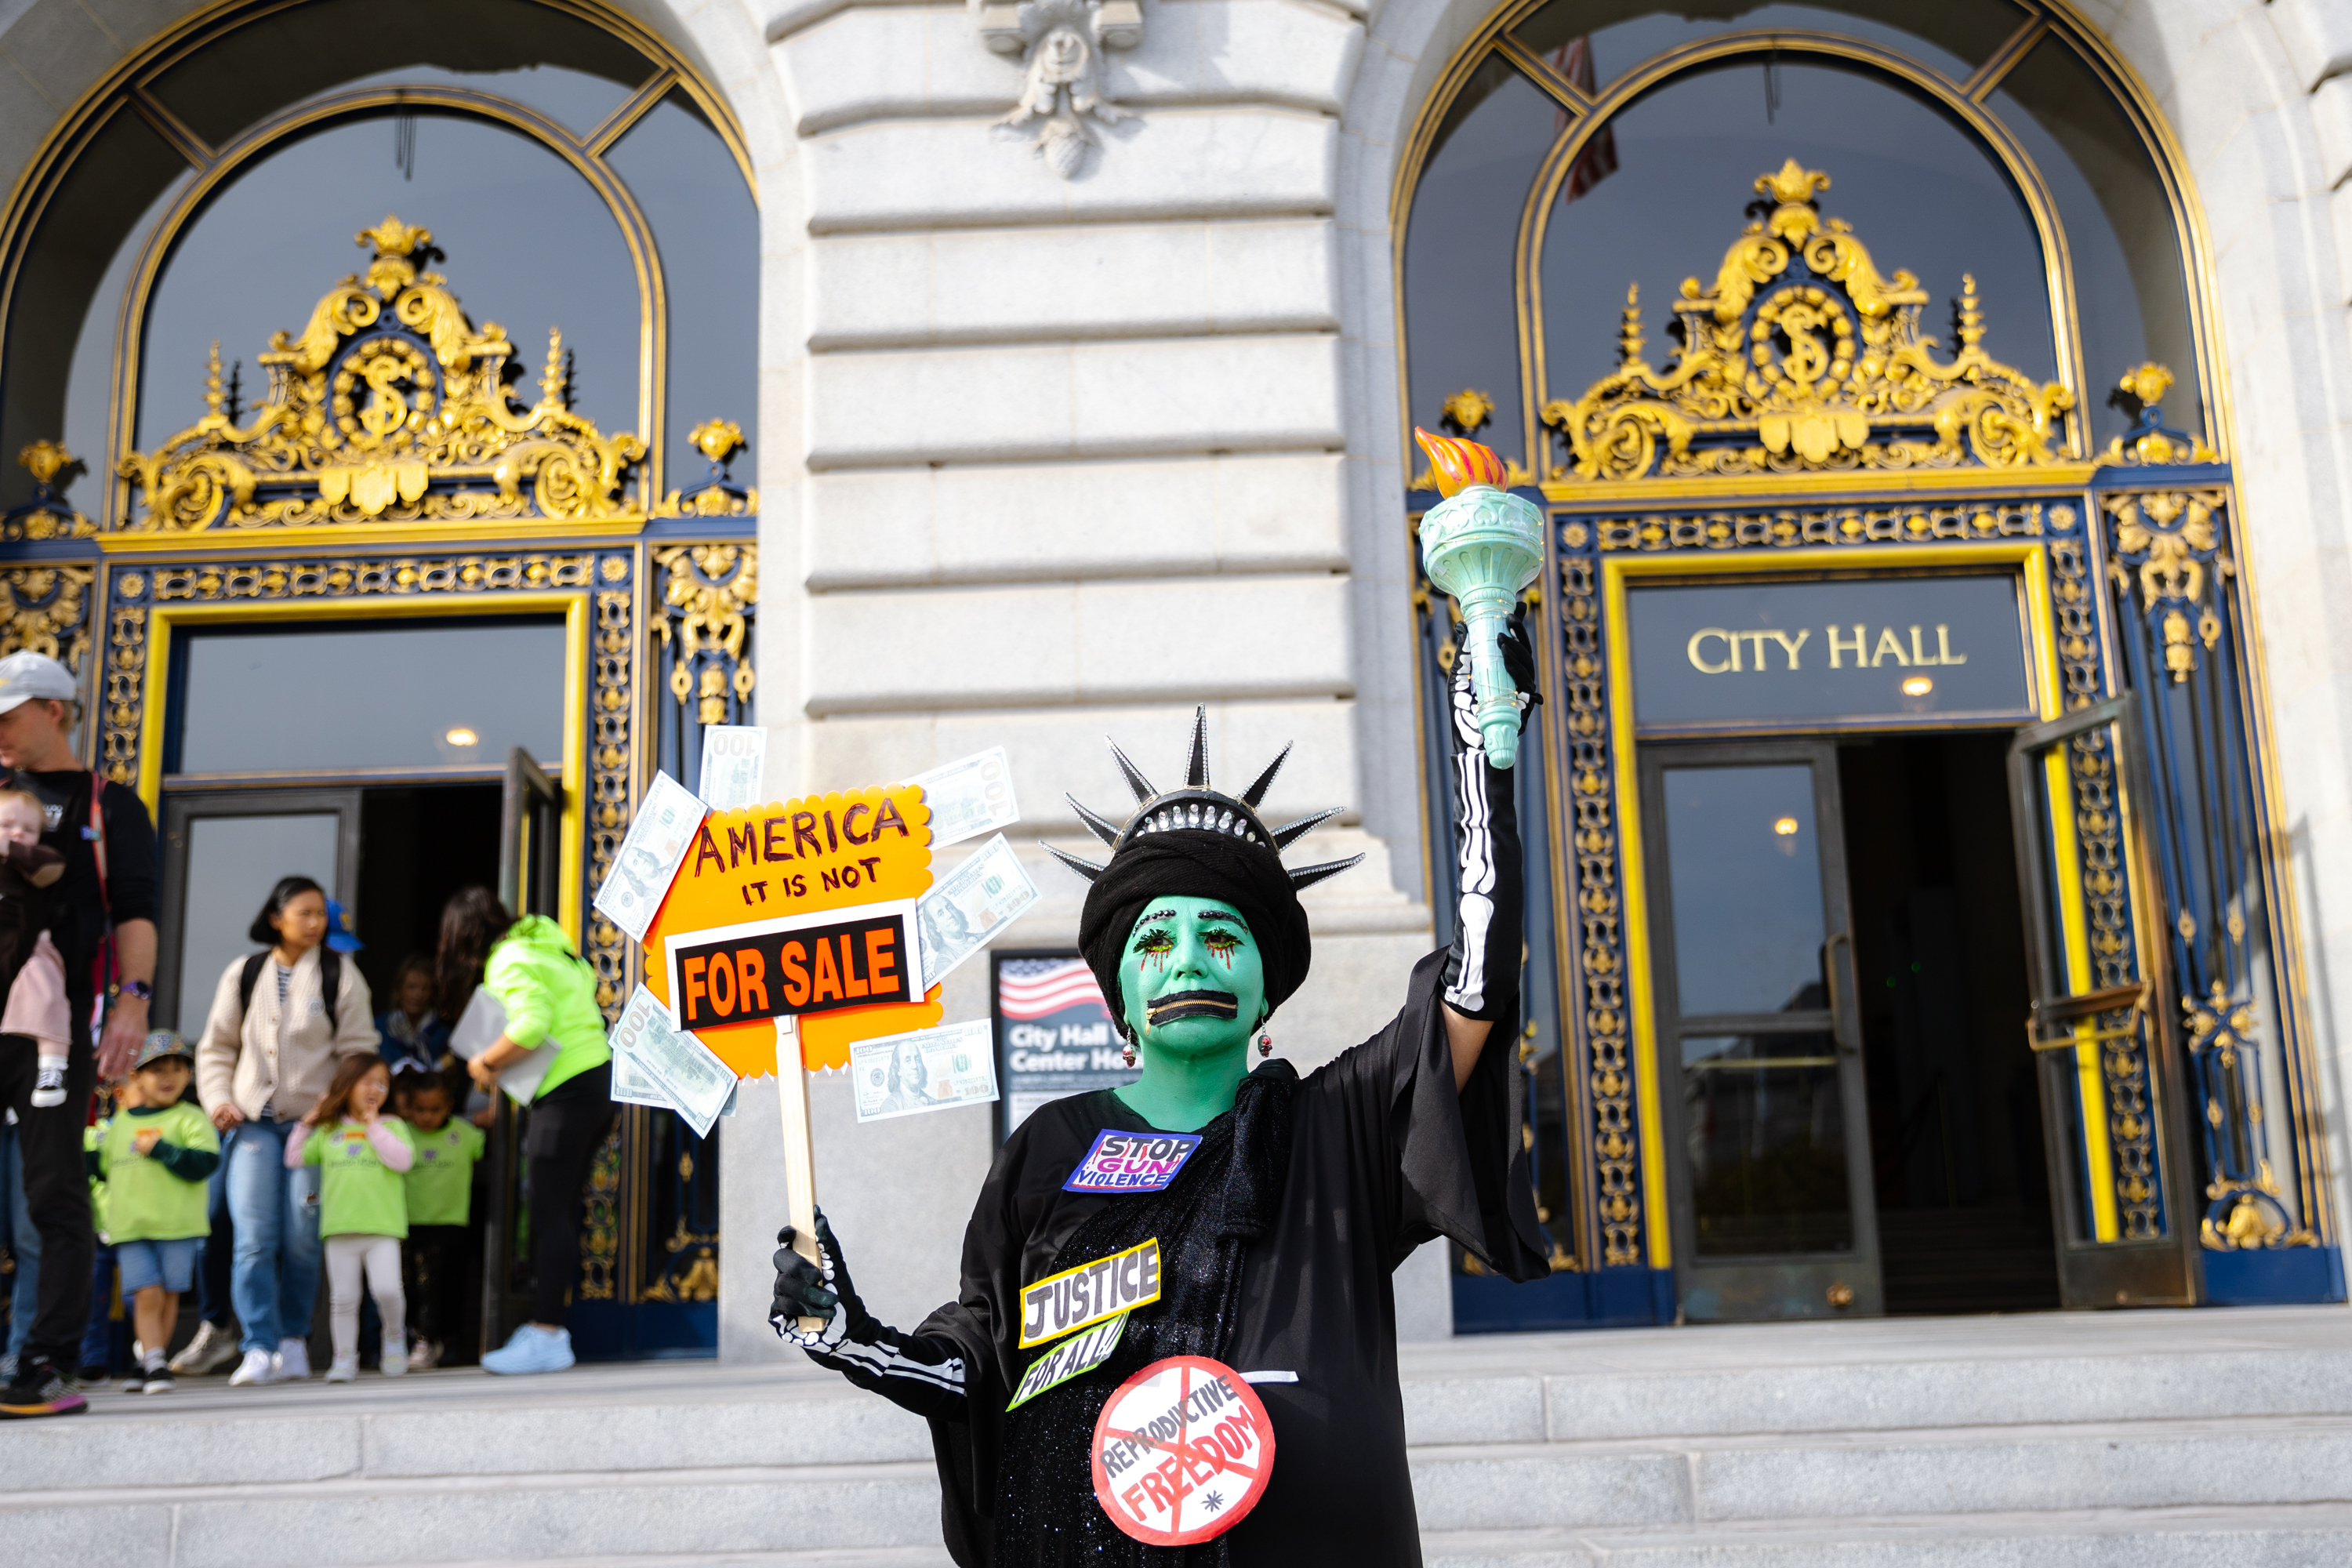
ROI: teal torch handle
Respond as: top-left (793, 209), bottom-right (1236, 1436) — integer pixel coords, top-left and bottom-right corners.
top-left (1456, 587), bottom-right (1523, 769)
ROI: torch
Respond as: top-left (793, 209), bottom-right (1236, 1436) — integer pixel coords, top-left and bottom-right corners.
top-left (1414, 427), bottom-right (1544, 768)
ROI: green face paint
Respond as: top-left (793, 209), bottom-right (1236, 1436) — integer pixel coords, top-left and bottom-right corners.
top-left (1112, 895), bottom-right (1265, 1133)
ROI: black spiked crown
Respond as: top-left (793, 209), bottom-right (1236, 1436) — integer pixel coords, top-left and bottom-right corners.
top-left (1044, 706), bottom-right (1363, 891)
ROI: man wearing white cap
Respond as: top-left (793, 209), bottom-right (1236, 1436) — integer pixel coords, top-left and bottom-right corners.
top-left (0, 650), bottom-right (159, 1419)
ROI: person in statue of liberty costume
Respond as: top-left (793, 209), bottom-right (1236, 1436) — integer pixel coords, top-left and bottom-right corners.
top-left (771, 620), bottom-right (1548, 1566)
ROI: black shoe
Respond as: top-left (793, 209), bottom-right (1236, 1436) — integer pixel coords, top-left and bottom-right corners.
top-left (75, 1363), bottom-right (107, 1387)
top-left (1, 1358), bottom-right (89, 1418)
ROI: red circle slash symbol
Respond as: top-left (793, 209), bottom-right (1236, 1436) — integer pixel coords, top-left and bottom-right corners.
top-left (1091, 1354), bottom-right (1276, 1546)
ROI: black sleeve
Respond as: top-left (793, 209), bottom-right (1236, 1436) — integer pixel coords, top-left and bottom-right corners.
top-left (154, 1142), bottom-right (221, 1181)
top-left (100, 782), bottom-right (159, 927)
top-left (1308, 951), bottom-right (1551, 1281)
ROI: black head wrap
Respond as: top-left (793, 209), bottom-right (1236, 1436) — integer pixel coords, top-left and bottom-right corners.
top-left (1078, 828), bottom-right (1312, 1038)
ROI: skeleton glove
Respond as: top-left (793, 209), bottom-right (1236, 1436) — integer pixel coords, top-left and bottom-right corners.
top-left (1440, 608), bottom-right (1534, 1020)
top-left (771, 1209), bottom-right (967, 1418)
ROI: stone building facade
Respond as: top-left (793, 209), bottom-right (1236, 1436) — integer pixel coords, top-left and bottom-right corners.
top-left (2, 0), bottom-right (2350, 1356)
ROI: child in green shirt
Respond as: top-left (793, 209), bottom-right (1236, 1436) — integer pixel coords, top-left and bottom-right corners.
top-left (289, 1055), bottom-right (413, 1382)
top-left (96, 1033), bottom-right (221, 1395)
top-left (395, 1073), bottom-right (483, 1371)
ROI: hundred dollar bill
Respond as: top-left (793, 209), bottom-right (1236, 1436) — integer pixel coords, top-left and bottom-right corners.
top-left (851, 1018), bottom-right (999, 1123)
top-left (612, 985), bottom-right (737, 1138)
top-left (916, 833), bottom-right (1039, 984)
top-left (699, 725), bottom-right (768, 813)
top-left (593, 772), bottom-right (707, 942)
top-left (906, 746), bottom-right (1020, 849)
top-left (609, 1028), bottom-right (677, 1113)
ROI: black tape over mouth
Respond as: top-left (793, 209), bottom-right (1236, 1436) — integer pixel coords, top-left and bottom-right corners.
top-left (1144, 989), bottom-right (1240, 1026)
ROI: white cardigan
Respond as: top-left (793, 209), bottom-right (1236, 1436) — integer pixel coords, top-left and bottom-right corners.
top-left (194, 945), bottom-right (379, 1121)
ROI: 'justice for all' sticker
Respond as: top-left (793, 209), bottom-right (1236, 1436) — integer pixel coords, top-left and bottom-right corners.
top-left (1064, 1130), bottom-right (1203, 1195)
top-left (1092, 1355), bottom-right (1275, 1546)
top-left (1018, 1237), bottom-right (1161, 1348)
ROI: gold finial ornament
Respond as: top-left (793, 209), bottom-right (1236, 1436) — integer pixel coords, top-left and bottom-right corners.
top-left (17, 441), bottom-right (71, 487)
top-left (2097, 361), bottom-right (2216, 466)
top-left (690, 419), bottom-right (746, 464)
top-left (358, 215), bottom-right (432, 258)
top-left (2119, 362), bottom-right (2173, 408)
top-left (1541, 162), bottom-right (2075, 481)
top-left (1439, 390), bottom-right (1494, 434)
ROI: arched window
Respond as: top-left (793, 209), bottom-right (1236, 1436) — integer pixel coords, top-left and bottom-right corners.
top-left (0, 0), bottom-right (757, 519)
top-left (1397, 4), bottom-right (2329, 1331)
top-left (1399, 2), bottom-right (2209, 476)
top-left (0, 0), bottom-right (760, 1355)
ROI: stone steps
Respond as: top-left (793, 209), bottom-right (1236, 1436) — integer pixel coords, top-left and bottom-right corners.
top-left (1423, 1504), bottom-right (2352, 1566)
top-left (4, 1308), bottom-right (2348, 1564)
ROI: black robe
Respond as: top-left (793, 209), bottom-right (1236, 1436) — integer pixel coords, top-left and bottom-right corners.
top-left (917, 949), bottom-right (1549, 1565)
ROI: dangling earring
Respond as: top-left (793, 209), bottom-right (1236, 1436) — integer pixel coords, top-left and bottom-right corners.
top-left (1122, 1039), bottom-right (1138, 1067)
top-left (1258, 1029), bottom-right (1272, 1058)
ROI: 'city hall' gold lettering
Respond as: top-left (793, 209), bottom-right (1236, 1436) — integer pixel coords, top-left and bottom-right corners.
top-left (1686, 624), bottom-right (1967, 674)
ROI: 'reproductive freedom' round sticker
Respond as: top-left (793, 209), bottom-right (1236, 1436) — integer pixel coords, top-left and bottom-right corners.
top-left (1091, 1354), bottom-right (1275, 1545)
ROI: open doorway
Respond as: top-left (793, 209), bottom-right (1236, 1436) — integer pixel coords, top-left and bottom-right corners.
top-left (1838, 733), bottom-right (2059, 1315)
top-left (352, 786), bottom-right (503, 998)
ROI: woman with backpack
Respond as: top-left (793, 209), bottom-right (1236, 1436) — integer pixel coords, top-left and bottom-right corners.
top-left (194, 876), bottom-right (379, 1387)
top-left (437, 886), bottom-right (611, 1376)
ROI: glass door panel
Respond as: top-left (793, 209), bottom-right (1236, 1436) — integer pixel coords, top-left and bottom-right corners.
top-left (2007, 697), bottom-right (2201, 1307)
top-left (1642, 742), bottom-right (1878, 1321)
top-left (156, 790), bottom-right (359, 1032)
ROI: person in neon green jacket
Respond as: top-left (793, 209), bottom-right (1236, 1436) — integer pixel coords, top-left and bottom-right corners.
top-left (439, 887), bottom-right (612, 1375)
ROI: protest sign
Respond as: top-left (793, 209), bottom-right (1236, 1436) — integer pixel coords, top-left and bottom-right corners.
top-left (643, 784), bottom-right (938, 1076)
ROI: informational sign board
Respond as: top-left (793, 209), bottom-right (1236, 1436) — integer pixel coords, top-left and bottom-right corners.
top-left (1626, 573), bottom-right (2032, 732)
top-left (993, 950), bottom-right (1137, 1140)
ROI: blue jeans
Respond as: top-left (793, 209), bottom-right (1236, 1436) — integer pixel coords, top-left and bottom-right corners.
top-left (225, 1116), bottom-right (321, 1353)
top-left (117, 1237), bottom-right (201, 1296)
top-left (2, 1123), bottom-right (37, 1363)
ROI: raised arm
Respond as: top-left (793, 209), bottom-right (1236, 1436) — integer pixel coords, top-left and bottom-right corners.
top-left (1440, 611), bottom-right (1535, 1091)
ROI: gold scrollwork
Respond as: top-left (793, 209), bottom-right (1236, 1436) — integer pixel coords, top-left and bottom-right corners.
top-left (579, 1123), bottom-right (623, 1301)
top-left (0, 567), bottom-right (93, 678)
top-left (652, 543), bottom-right (757, 726)
top-left (2048, 538), bottom-right (2101, 713)
top-left (1593, 499), bottom-right (2047, 552)
top-left (640, 1216), bottom-right (720, 1302)
top-left (118, 217), bottom-right (645, 531)
top-left (2102, 489), bottom-right (2230, 684)
top-left (590, 584), bottom-right (635, 1019)
top-left (1541, 162), bottom-right (2074, 482)
top-left (2060, 729), bottom-right (2161, 1240)
top-left (1560, 549), bottom-right (1640, 1267)
top-left (97, 552), bottom-right (617, 800)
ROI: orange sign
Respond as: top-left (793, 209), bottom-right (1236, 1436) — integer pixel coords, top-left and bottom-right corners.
top-left (644, 786), bottom-right (940, 1073)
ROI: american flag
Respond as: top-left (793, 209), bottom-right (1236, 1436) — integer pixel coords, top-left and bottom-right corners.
top-left (997, 957), bottom-right (1108, 1020)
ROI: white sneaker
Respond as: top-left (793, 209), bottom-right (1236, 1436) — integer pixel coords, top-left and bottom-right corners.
top-left (323, 1356), bottom-right (358, 1384)
top-left (227, 1348), bottom-right (277, 1387)
top-left (28, 1063), bottom-right (64, 1109)
top-left (170, 1320), bottom-right (240, 1376)
top-left (407, 1338), bottom-right (441, 1372)
top-left (379, 1345), bottom-right (408, 1377)
top-left (275, 1338), bottom-right (311, 1381)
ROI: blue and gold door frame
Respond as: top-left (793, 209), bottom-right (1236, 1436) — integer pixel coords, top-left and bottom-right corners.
top-left (0, 218), bottom-right (757, 1357)
top-left (1414, 165), bottom-right (2343, 1329)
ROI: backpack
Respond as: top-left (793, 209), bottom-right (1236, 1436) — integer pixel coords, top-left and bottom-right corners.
top-left (239, 948), bottom-right (343, 1025)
